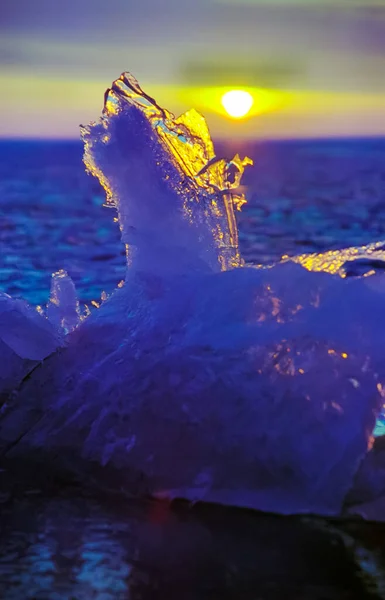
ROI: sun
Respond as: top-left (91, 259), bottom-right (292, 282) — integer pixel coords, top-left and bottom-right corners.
top-left (221, 90), bottom-right (254, 119)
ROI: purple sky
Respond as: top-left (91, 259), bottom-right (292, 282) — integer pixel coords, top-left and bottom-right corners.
top-left (1, 0), bottom-right (385, 138)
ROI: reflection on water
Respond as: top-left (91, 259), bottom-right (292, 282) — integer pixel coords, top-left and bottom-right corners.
top-left (0, 468), bottom-right (384, 599)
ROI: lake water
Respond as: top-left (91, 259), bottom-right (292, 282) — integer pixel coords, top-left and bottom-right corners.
top-left (1, 138), bottom-right (385, 305)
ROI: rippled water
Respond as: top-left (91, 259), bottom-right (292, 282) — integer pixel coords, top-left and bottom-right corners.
top-left (1, 138), bottom-right (385, 305)
top-left (1, 138), bottom-right (385, 598)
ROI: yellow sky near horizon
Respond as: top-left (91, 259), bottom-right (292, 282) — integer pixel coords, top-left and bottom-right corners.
top-left (2, 0), bottom-right (385, 139)
top-left (2, 72), bottom-right (385, 140)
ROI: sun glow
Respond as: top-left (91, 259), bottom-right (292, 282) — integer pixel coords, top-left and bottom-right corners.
top-left (221, 90), bottom-right (254, 119)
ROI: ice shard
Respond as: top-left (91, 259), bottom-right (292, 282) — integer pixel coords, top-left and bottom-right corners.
top-left (0, 292), bottom-right (63, 399)
top-left (47, 270), bottom-right (80, 334)
top-left (81, 72), bottom-right (251, 274)
top-left (289, 239), bottom-right (385, 277)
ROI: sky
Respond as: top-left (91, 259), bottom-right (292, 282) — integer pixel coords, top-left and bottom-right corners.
top-left (1, 0), bottom-right (385, 139)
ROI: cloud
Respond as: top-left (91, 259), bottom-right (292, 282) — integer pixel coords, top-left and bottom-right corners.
top-left (2, 0), bottom-right (385, 136)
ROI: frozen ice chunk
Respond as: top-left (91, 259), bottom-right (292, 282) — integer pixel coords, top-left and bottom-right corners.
top-left (0, 293), bottom-right (62, 361)
top-left (1, 263), bottom-right (384, 517)
top-left (47, 269), bottom-right (80, 334)
top-left (2, 73), bottom-right (385, 521)
top-left (290, 239), bottom-right (385, 276)
top-left (81, 72), bottom-right (251, 274)
top-left (0, 292), bottom-right (63, 398)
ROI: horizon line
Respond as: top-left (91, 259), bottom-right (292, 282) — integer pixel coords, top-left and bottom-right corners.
top-left (1, 133), bottom-right (385, 145)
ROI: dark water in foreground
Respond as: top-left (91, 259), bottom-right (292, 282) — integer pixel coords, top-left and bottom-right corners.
top-left (1, 138), bottom-right (385, 598)
top-left (0, 466), bottom-right (385, 600)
